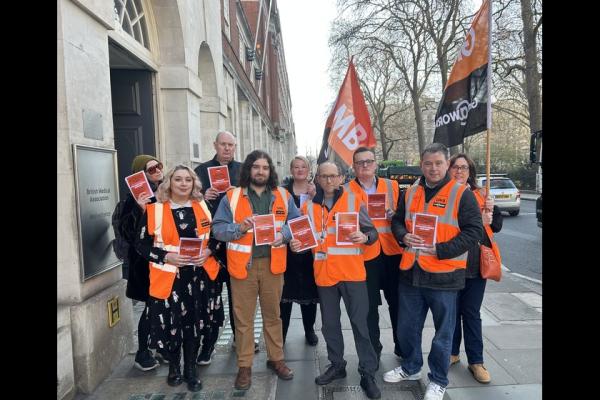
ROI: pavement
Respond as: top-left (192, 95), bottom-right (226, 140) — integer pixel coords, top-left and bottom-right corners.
top-left (77, 258), bottom-right (542, 400)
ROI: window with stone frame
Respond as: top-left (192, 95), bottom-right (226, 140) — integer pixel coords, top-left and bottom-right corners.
top-left (113, 0), bottom-right (150, 49)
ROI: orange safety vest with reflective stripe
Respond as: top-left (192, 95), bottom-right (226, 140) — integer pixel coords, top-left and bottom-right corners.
top-left (344, 178), bottom-right (403, 260)
top-left (302, 190), bottom-right (366, 286)
top-left (146, 200), bottom-right (219, 300)
top-left (399, 179), bottom-right (468, 273)
top-left (225, 187), bottom-right (290, 280)
top-left (473, 189), bottom-right (502, 265)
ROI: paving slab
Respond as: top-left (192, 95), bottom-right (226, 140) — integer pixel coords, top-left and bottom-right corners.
top-left (510, 292), bottom-right (542, 308)
top-left (486, 349), bottom-right (542, 384)
top-left (317, 355), bottom-right (425, 400)
top-left (483, 325), bottom-right (542, 350)
top-left (82, 373), bottom-right (277, 400)
top-left (482, 293), bottom-right (542, 321)
top-left (446, 383), bottom-right (541, 400)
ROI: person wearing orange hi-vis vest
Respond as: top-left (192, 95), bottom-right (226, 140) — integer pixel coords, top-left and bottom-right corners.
top-left (343, 147), bottom-right (403, 363)
top-left (291, 161), bottom-right (382, 400)
top-left (383, 143), bottom-right (483, 400)
top-left (135, 165), bottom-right (224, 393)
top-left (448, 153), bottom-right (503, 384)
top-left (212, 150), bottom-right (300, 391)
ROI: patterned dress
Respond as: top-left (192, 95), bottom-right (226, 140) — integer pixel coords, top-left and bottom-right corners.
top-left (136, 202), bottom-right (224, 353)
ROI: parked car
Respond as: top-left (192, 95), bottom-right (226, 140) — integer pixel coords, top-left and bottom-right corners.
top-left (536, 194), bottom-right (542, 227)
top-left (476, 174), bottom-right (521, 216)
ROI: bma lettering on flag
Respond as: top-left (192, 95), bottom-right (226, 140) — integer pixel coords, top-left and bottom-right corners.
top-left (318, 60), bottom-right (376, 167)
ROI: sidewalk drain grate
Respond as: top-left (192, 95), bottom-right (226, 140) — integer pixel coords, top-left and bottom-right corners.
top-left (320, 383), bottom-right (424, 400)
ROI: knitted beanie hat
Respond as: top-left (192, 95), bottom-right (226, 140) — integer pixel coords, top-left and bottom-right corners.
top-left (131, 154), bottom-right (159, 173)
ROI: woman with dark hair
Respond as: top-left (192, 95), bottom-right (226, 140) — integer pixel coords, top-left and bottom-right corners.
top-left (135, 165), bottom-right (224, 392)
top-left (280, 155), bottom-right (319, 345)
top-left (448, 154), bottom-right (503, 384)
top-left (119, 154), bottom-right (166, 371)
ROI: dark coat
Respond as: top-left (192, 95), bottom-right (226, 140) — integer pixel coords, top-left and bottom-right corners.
top-left (391, 173), bottom-right (483, 290)
top-left (194, 155), bottom-right (242, 216)
top-left (120, 182), bottom-right (158, 302)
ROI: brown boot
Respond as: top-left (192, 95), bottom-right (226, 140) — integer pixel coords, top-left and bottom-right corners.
top-left (266, 360), bottom-right (294, 380)
top-left (235, 366), bottom-right (252, 390)
top-left (468, 363), bottom-right (491, 384)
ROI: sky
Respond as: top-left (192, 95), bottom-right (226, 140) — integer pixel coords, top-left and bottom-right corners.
top-left (277, 0), bottom-right (338, 158)
top-left (277, 0), bottom-right (484, 158)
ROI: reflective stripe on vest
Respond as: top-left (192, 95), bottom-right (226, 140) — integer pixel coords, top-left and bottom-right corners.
top-left (346, 178), bottom-right (401, 258)
top-left (401, 180), bottom-right (467, 272)
top-left (474, 190), bottom-right (502, 264)
top-left (307, 191), bottom-right (366, 286)
top-left (226, 187), bottom-right (289, 279)
top-left (227, 242), bottom-right (252, 253)
top-left (328, 246), bottom-right (363, 256)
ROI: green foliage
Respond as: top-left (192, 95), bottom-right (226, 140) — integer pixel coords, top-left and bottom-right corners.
top-left (507, 164), bottom-right (538, 190)
top-left (378, 159), bottom-right (406, 167)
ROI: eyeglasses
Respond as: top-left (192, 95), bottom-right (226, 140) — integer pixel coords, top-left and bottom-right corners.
top-left (146, 162), bottom-right (163, 174)
top-left (354, 159), bottom-right (376, 168)
top-left (317, 174), bottom-right (340, 181)
top-left (451, 165), bottom-right (469, 171)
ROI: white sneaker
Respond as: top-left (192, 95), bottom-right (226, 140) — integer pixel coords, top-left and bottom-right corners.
top-left (424, 381), bottom-right (446, 400)
top-left (382, 366), bottom-right (422, 383)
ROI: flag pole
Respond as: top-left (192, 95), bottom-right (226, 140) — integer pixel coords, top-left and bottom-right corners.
top-left (485, 0), bottom-right (492, 207)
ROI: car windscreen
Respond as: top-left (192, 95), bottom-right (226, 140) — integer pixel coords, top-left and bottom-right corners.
top-left (481, 179), bottom-right (516, 189)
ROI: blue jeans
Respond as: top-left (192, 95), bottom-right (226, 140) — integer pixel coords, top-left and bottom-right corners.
top-left (397, 281), bottom-right (457, 387)
top-left (452, 277), bottom-right (486, 364)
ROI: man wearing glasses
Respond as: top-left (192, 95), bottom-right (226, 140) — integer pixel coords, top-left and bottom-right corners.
top-left (343, 147), bottom-right (404, 365)
top-left (291, 161), bottom-right (381, 399)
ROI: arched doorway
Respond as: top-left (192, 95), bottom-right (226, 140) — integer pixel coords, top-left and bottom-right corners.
top-left (198, 42), bottom-right (220, 161)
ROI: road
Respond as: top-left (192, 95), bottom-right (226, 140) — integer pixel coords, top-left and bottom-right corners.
top-left (494, 199), bottom-right (542, 282)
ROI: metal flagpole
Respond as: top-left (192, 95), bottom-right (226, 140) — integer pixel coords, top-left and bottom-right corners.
top-left (252, 0), bottom-right (264, 55)
top-left (485, 0), bottom-right (493, 206)
top-left (257, 0), bottom-right (273, 96)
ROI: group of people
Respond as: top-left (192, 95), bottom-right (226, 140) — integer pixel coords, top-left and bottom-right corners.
top-left (118, 131), bottom-right (502, 400)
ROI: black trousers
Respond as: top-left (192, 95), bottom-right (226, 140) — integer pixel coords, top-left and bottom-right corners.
top-left (137, 303), bottom-right (151, 352)
top-left (280, 301), bottom-right (317, 341)
top-left (364, 252), bottom-right (401, 355)
top-left (200, 267), bottom-right (235, 352)
top-left (318, 282), bottom-right (378, 377)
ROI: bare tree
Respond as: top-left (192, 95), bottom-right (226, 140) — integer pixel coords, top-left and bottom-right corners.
top-left (331, 0), bottom-right (440, 154)
top-left (492, 0), bottom-right (542, 133)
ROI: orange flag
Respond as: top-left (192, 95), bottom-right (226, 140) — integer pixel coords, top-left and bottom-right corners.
top-left (317, 59), bottom-right (376, 167)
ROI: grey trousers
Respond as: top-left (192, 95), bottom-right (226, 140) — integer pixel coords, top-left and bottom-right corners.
top-left (317, 281), bottom-right (378, 377)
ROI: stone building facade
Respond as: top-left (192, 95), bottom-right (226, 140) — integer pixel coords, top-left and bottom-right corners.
top-left (57, 0), bottom-right (296, 398)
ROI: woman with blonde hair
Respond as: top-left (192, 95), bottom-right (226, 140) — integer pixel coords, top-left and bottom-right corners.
top-left (279, 155), bottom-right (320, 345)
top-left (136, 165), bottom-right (224, 392)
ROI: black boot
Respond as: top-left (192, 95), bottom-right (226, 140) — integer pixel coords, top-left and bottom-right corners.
top-left (183, 340), bottom-right (203, 392)
top-left (167, 350), bottom-right (183, 386)
top-left (360, 374), bottom-right (381, 399)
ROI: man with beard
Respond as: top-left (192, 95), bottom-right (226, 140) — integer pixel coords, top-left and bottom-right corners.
top-left (193, 131), bottom-right (258, 364)
top-left (212, 150), bottom-right (300, 390)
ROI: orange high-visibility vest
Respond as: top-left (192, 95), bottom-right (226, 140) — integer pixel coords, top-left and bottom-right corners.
top-left (225, 187), bottom-right (290, 280)
top-left (399, 179), bottom-right (468, 273)
top-left (147, 200), bottom-right (220, 300)
top-left (344, 178), bottom-right (403, 260)
top-left (302, 190), bottom-right (366, 287)
top-left (474, 189), bottom-right (502, 265)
